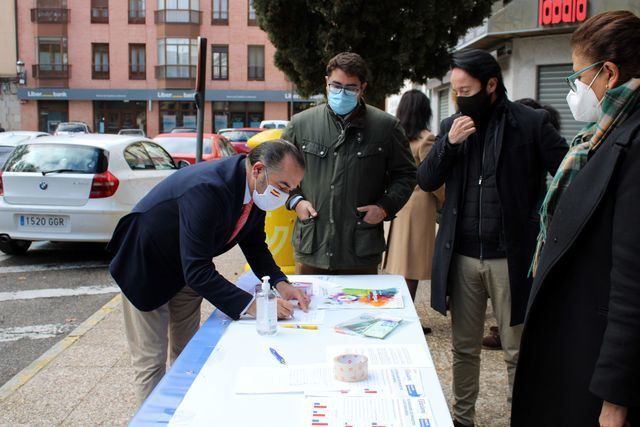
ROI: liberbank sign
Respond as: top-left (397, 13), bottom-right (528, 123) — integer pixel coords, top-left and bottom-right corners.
top-left (18, 88), bottom-right (311, 102)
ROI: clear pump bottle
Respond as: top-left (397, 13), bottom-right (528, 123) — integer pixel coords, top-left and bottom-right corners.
top-left (256, 275), bottom-right (277, 335)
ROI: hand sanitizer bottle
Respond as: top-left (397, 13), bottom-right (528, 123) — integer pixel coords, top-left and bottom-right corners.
top-left (256, 275), bottom-right (277, 335)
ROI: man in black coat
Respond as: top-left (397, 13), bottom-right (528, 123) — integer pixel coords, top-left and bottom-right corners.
top-left (417, 50), bottom-right (568, 427)
top-left (108, 140), bottom-right (310, 404)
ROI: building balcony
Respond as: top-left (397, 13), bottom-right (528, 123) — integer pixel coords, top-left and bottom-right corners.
top-left (32, 64), bottom-right (71, 79)
top-left (155, 65), bottom-right (196, 79)
top-left (154, 9), bottom-right (201, 24)
top-left (248, 66), bottom-right (265, 81)
top-left (31, 8), bottom-right (70, 23)
top-left (128, 9), bottom-right (146, 24)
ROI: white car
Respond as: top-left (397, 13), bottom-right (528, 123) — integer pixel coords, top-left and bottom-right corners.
top-left (259, 120), bottom-right (289, 129)
top-left (0, 134), bottom-right (180, 255)
top-left (0, 131), bottom-right (49, 168)
top-left (54, 122), bottom-right (91, 135)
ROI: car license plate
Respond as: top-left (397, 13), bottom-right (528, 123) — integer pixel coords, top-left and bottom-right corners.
top-left (17, 215), bottom-right (70, 231)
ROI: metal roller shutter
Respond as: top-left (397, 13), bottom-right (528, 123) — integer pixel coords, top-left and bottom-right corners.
top-left (438, 87), bottom-right (450, 125)
top-left (537, 64), bottom-right (583, 143)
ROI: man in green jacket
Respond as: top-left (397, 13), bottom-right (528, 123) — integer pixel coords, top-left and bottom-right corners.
top-left (282, 52), bottom-right (416, 274)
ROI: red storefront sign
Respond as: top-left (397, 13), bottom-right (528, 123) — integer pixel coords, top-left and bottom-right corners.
top-left (539, 0), bottom-right (588, 25)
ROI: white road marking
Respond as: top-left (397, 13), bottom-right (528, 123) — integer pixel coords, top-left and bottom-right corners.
top-left (0, 285), bottom-right (120, 302)
top-left (0, 324), bottom-right (74, 342)
top-left (0, 261), bottom-right (109, 274)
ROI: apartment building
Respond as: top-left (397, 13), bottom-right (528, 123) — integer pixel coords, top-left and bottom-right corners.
top-left (17, 0), bottom-right (313, 135)
top-left (0, 0), bottom-right (20, 130)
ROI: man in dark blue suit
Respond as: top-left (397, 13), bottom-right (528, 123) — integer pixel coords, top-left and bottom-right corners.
top-left (108, 140), bottom-right (309, 404)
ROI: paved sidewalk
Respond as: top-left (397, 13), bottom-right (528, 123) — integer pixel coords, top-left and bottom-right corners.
top-left (0, 245), bottom-right (510, 426)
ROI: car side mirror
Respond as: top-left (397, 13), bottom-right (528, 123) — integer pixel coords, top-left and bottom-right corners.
top-left (177, 160), bottom-right (190, 169)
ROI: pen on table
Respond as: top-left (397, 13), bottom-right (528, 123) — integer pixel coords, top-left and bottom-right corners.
top-left (269, 347), bottom-right (287, 365)
top-left (280, 324), bottom-right (318, 330)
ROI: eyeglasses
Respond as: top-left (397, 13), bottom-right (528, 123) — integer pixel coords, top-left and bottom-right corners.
top-left (566, 61), bottom-right (604, 92)
top-left (327, 82), bottom-right (361, 96)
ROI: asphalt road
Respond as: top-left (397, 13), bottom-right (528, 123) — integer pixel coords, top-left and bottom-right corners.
top-left (0, 241), bottom-right (119, 387)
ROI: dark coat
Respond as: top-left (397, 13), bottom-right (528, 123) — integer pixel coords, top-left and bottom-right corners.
top-left (418, 99), bottom-right (568, 325)
top-left (511, 107), bottom-right (640, 426)
top-left (282, 103), bottom-right (416, 269)
top-left (107, 155), bottom-right (287, 320)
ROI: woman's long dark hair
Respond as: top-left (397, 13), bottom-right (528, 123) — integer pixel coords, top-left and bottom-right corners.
top-left (396, 89), bottom-right (432, 140)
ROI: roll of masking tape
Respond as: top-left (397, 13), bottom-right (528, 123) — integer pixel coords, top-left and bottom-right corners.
top-left (333, 354), bottom-right (368, 382)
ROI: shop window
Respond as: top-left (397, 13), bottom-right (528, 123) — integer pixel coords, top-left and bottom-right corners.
top-left (157, 38), bottom-right (197, 79)
top-left (91, 0), bottom-right (109, 23)
top-left (38, 100), bottom-right (69, 133)
top-left (129, 44), bottom-right (146, 80)
top-left (247, 0), bottom-right (257, 26)
top-left (247, 45), bottom-right (264, 81)
top-left (212, 45), bottom-right (228, 80)
top-left (129, 0), bottom-right (145, 23)
top-left (92, 43), bottom-right (110, 80)
top-left (159, 101), bottom-right (197, 133)
top-left (212, 101), bottom-right (264, 131)
top-left (212, 0), bottom-right (228, 25)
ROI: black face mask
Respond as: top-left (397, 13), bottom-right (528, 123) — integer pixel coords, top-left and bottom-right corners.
top-left (457, 88), bottom-right (491, 124)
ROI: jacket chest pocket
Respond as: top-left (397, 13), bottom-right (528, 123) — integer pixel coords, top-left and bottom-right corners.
top-left (355, 144), bottom-right (385, 183)
top-left (301, 141), bottom-right (329, 159)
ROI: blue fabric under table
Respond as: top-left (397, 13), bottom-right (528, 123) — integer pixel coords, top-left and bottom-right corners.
top-left (129, 309), bottom-right (232, 426)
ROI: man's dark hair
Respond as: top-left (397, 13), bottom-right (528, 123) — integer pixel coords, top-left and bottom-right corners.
top-left (248, 139), bottom-right (305, 171)
top-left (396, 89), bottom-right (432, 140)
top-left (515, 98), bottom-right (562, 132)
top-left (326, 52), bottom-right (370, 84)
top-left (452, 49), bottom-right (507, 97)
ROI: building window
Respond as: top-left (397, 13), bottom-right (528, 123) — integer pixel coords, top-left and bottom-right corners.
top-left (91, 0), bottom-right (109, 23)
top-left (159, 101), bottom-right (197, 132)
top-left (247, 0), bottom-right (257, 25)
top-left (156, 0), bottom-right (201, 24)
top-left (247, 45), bottom-right (264, 81)
top-left (94, 101), bottom-right (147, 134)
top-left (157, 38), bottom-right (197, 79)
top-left (38, 100), bottom-right (69, 133)
top-left (31, 0), bottom-right (69, 23)
top-left (129, 0), bottom-right (146, 23)
top-left (92, 43), bottom-right (110, 80)
top-left (212, 0), bottom-right (228, 24)
top-left (34, 37), bottom-right (69, 79)
top-left (212, 101), bottom-right (264, 131)
top-left (211, 45), bottom-right (228, 80)
top-left (129, 44), bottom-right (146, 80)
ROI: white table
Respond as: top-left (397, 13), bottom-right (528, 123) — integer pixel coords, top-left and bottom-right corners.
top-left (131, 274), bottom-right (452, 426)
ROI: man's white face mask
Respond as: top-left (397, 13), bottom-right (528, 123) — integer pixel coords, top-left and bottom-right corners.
top-left (252, 168), bottom-right (288, 211)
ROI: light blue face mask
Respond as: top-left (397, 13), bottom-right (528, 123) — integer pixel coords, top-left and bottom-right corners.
top-left (328, 90), bottom-right (358, 116)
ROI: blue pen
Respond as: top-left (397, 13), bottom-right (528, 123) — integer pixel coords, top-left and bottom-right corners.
top-left (269, 347), bottom-right (287, 365)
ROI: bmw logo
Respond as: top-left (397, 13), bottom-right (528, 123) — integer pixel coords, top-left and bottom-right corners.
top-left (39, 181), bottom-right (48, 190)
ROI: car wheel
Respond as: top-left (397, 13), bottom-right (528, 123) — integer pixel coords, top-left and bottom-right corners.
top-left (0, 239), bottom-right (32, 255)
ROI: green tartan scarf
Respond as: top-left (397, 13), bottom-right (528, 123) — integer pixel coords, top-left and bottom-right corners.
top-left (531, 78), bottom-right (640, 276)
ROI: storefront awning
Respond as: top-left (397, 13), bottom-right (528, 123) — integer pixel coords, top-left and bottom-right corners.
top-left (17, 88), bottom-right (315, 102)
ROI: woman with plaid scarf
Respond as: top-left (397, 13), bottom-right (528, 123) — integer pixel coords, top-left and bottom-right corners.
top-left (512, 11), bottom-right (640, 427)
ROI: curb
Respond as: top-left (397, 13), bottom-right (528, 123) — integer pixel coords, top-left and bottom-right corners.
top-left (0, 293), bottom-right (122, 402)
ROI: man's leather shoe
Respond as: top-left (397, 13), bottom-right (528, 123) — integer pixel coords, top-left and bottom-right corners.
top-left (482, 325), bottom-right (502, 350)
top-left (453, 419), bottom-right (474, 427)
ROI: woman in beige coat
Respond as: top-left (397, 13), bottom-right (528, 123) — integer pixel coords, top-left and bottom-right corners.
top-left (385, 90), bottom-right (443, 309)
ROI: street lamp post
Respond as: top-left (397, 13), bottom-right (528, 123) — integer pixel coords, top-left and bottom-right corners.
top-left (16, 60), bottom-right (26, 85)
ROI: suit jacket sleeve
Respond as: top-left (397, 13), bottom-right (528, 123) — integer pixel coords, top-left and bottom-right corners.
top-left (537, 112), bottom-right (568, 176)
top-left (417, 116), bottom-right (463, 192)
top-left (238, 215), bottom-right (287, 286)
top-left (589, 139), bottom-right (640, 407)
top-left (376, 121), bottom-right (417, 218)
top-left (178, 184), bottom-right (253, 320)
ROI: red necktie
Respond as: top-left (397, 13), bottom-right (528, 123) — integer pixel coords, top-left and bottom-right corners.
top-left (227, 201), bottom-right (253, 243)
